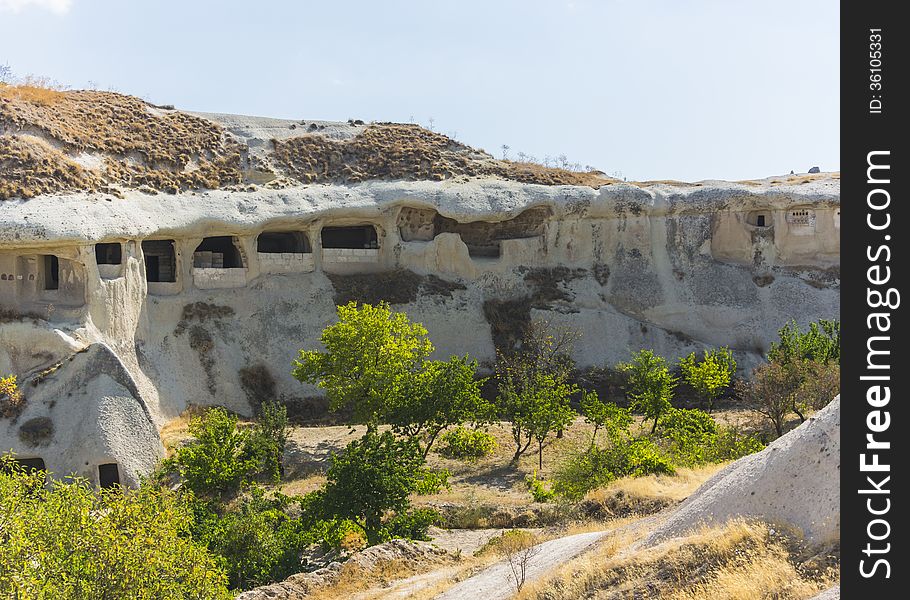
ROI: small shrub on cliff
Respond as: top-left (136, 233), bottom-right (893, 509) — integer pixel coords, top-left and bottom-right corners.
top-left (0, 374), bottom-right (24, 419)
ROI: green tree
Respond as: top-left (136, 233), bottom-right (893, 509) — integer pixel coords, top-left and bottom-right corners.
top-left (246, 399), bottom-right (291, 481)
top-left (386, 355), bottom-right (491, 457)
top-left (736, 361), bottom-right (803, 437)
top-left (580, 390), bottom-right (632, 448)
top-left (678, 346), bottom-right (736, 412)
top-left (165, 407), bottom-right (260, 499)
top-left (768, 319), bottom-right (840, 366)
top-left (164, 405), bottom-right (288, 500)
top-left (498, 371), bottom-right (576, 468)
top-left (322, 430), bottom-right (447, 545)
top-left (619, 350), bottom-right (678, 434)
top-left (0, 456), bottom-right (231, 599)
top-left (527, 374), bottom-right (577, 471)
top-left (293, 302), bottom-right (433, 425)
top-left (193, 486), bottom-right (313, 590)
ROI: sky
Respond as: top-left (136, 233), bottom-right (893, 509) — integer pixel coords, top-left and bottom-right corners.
top-left (0, 0), bottom-right (839, 181)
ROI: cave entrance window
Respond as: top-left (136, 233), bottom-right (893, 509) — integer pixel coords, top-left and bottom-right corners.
top-left (95, 243), bottom-right (123, 265)
top-left (142, 240), bottom-right (177, 283)
top-left (257, 231), bottom-right (311, 254)
top-left (193, 236), bottom-right (244, 269)
top-left (1, 457), bottom-right (46, 475)
top-left (746, 211), bottom-right (772, 228)
top-left (321, 226), bottom-right (379, 249)
top-left (43, 255), bottom-right (59, 290)
top-left (98, 463), bottom-right (121, 489)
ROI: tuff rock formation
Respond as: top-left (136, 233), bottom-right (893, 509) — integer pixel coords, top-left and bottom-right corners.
top-left (0, 92), bottom-right (839, 484)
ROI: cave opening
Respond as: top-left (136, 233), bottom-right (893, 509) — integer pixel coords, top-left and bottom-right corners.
top-left (194, 236), bottom-right (244, 268)
top-left (321, 226), bottom-right (379, 249)
top-left (257, 231), bottom-right (312, 254)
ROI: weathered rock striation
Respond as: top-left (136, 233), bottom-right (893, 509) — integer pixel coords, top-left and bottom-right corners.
top-left (0, 92), bottom-right (839, 485)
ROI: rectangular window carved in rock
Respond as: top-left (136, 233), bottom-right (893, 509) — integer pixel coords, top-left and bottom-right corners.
top-left (95, 243), bottom-right (123, 265)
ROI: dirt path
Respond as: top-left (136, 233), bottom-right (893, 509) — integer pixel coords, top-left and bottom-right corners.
top-left (434, 530), bottom-right (608, 600)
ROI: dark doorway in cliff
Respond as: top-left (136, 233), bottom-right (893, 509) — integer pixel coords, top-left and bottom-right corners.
top-left (2, 456), bottom-right (46, 475)
top-left (258, 231), bottom-right (311, 253)
top-left (747, 210), bottom-right (772, 228)
top-left (95, 243), bottom-right (123, 265)
top-left (194, 236), bottom-right (244, 268)
top-left (321, 226), bottom-right (379, 249)
top-left (98, 463), bottom-right (121, 488)
top-left (142, 240), bottom-right (177, 283)
top-left (43, 255), bottom-right (59, 290)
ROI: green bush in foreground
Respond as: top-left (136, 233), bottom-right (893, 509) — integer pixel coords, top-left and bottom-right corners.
top-left (438, 426), bottom-right (497, 460)
top-left (0, 456), bottom-right (231, 599)
top-left (323, 430), bottom-right (448, 545)
top-left (190, 486), bottom-right (314, 590)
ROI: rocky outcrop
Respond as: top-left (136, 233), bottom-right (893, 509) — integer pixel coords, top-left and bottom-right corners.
top-left (0, 99), bottom-right (840, 483)
top-left (236, 539), bottom-right (452, 600)
top-left (646, 396), bottom-right (840, 547)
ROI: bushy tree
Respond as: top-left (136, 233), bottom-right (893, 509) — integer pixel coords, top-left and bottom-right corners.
top-left (246, 399), bottom-right (291, 480)
top-left (193, 486), bottom-right (313, 590)
top-left (0, 456), bottom-right (231, 599)
top-left (386, 355), bottom-right (491, 457)
top-left (736, 361), bottom-right (803, 437)
top-left (619, 350), bottom-right (678, 434)
top-left (498, 371), bottom-right (576, 467)
top-left (768, 319), bottom-right (840, 366)
top-left (322, 430), bottom-right (447, 545)
top-left (164, 405), bottom-right (288, 499)
top-left (294, 303), bottom-right (487, 445)
top-left (678, 346), bottom-right (736, 412)
top-left (580, 390), bottom-right (632, 448)
top-left (293, 302), bottom-right (434, 425)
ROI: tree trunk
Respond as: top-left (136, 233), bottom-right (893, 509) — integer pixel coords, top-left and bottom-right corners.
top-left (365, 514), bottom-right (382, 546)
top-left (538, 441), bottom-right (544, 472)
top-left (651, 416), bottom-right (659, 435)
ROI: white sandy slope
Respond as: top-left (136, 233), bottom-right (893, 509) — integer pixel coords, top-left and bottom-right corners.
top-left (646, 396), bottom-right (840, 547)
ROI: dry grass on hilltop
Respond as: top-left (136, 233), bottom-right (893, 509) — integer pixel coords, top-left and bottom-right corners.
top-left (0, 86), bottom-right (243, 199)
top-left (271, 123), bottom-right (614, 188)
top-left (0, 134), bottom-right (98, 199)
top-left (2, 82), bottom-right (614, 199)
top-left (518, 519), bottom-right (838, 600)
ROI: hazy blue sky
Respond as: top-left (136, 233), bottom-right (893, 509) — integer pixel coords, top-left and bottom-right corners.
top-left (1, 0), bottom-right (839, 181)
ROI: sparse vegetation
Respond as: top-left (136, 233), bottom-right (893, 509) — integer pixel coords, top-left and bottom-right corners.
top-left (0, 374), bottom-right (24, 418)
top-left (272, 123), bottom-right (614, 188)
top-left (1, 84), bottom-right (242, 200)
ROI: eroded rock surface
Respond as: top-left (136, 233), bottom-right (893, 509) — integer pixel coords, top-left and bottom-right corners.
top-left (0, 97), bottom-right (839, 483)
